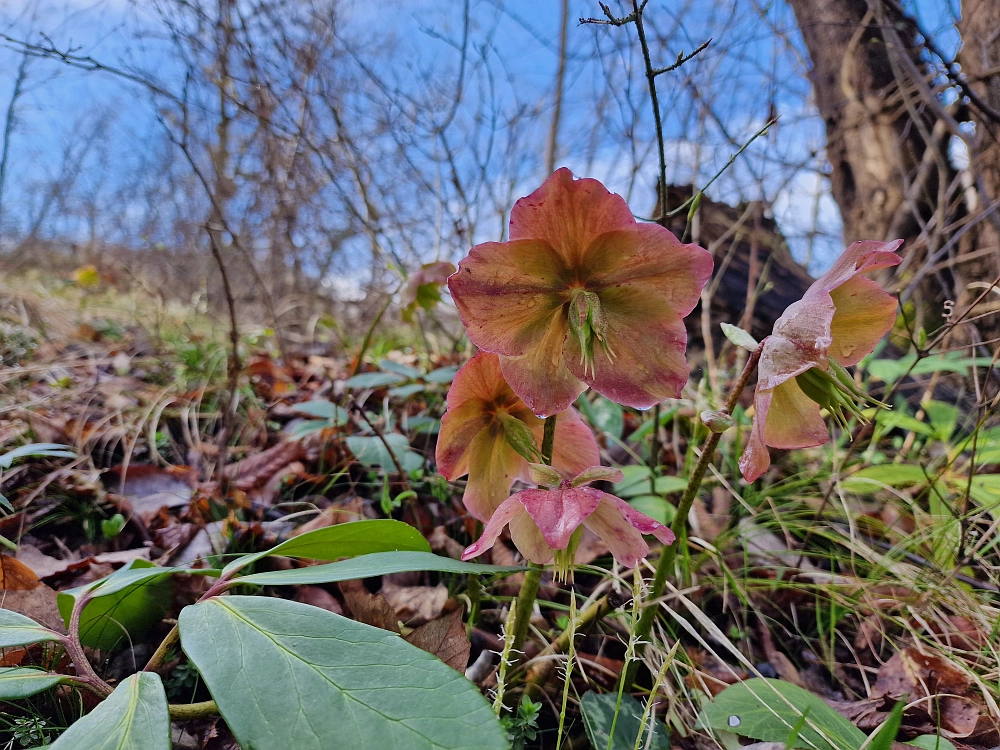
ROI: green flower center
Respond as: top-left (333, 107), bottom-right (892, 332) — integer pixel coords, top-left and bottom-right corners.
top-left (795, 360), bottom-right (888, 432)
top-left (567, 288), bottom-right (615, 379)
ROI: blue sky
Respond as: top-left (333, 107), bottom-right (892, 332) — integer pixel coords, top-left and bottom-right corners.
top-left (0, 0), bottom-right (965, 276)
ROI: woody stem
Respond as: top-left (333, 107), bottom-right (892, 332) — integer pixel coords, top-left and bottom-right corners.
top-left (504, 414), bottom-right (558, 679)
top-left (621, 343), bottom-right (762, 692)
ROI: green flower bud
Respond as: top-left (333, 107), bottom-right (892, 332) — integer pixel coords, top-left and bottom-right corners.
top-left (568, 288), bottom-right (615, 379)
top-left (700, 409), bottom-right (735, 433)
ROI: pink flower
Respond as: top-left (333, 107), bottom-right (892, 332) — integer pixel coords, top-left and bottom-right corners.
top-left (739, 240), bottom-right (903, 482)
top-left (448, 168), bottom-right (713, 417)
top-left (436, 351), bottom-right (599, 522)
top-left (462, 465), bottom-right (675, 570)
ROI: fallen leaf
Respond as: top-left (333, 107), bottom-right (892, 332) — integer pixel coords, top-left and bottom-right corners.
top-left (404, 609), bottom-right (470, 672)
top-left (0, 554), bottom-right (41, 590)
top-left (16, 544), bottom-right (75, 579)
top-left (294, 496), bottom-right (366, 534)
top-left (381, 583), bottom-right (448, 626)
top-left (107, 464), bottom-right (195, 525)
top-left (338, 579), bottom-right (399, 633)
top-left (224, 441), bottom-right (306, 489)
top-left (293, 586), bottom-right (343, 615)
top-left (0, 586), bottom-right (66, 633)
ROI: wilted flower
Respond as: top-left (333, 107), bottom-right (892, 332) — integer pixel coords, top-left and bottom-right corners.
top-left (739, 240), bottom-right (903, 482)
top-left (448, 168), bottom-right (713, 416)
top-left (401, 261), bottom-right (456, 322)
top-left (435, 351), bottom-right (599, 522)
top-left (462, 464), bottom-right (675, 576)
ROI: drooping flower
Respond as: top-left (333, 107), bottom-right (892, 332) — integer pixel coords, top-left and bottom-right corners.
top-left (435, 351), bottom-right (599, 522)
top-left (401, 261), bottom-right (456, 322)
top-left (462, 464), bottom-right (675, 574)
top-left (739, 240), bottom-right (903, 482)
top-left (448, 168), bottom-right (714, 416)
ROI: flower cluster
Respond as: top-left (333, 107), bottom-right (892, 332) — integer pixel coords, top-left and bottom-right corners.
top-left (436, 167), bottom-right (902, 574)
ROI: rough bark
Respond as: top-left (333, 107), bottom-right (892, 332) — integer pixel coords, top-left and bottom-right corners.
top-left (788, 0), bottom-right (936, 245)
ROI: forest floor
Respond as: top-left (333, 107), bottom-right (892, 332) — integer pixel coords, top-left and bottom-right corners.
top-left (1, 271), bottom-right (999, 750)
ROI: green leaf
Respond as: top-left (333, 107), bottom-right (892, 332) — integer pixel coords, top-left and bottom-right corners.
top-left (424, 366), bottom-right (459, 384)
top-left (721, 323), bottom-right (759, 351)
top-left (57, 560), bottom-right (175, 651)
top-left (388, 383), bottom-right (427, 399)
top-left (379, 359), bottom-right (422, 379)
top-left (702, 678), bottom-right (866, 750)
top-left (0, 493), bottom-right (11, 513)
top-left (0, 668), bottom-right (69, 699)
top-left (613, 466), bottom-right (687, 498)
top-left (0, 608), bottom-right (63, 648)
top-left (867, 698), bottom-right (904, 750)
top-left (874, 410), bottom-right (935, 437)
top-left (0, 443), bottom-right (76, 468)
top-left (179, 596), bottom-right (507, 750)
top-left (842, 465), bottom-right (928, 494)
top-left (50, 672), bottom-right (170, 750)
top-left (906, 736), bottom-right (958, 750)
top-left (867, 353), bottom-right (994, 385)
top-left (235, 551), bottom-right (520, 586)
top-left (293, 401), bottom-right (350, 424)
top-left (347, 434), bottom-right (424, 472)
top-left (923, 400), bottom-right (959, 442)
top-left (344, 372), bottom-right (408, 389)
top-left (580, 691), bottom-right (669, 750)
top-left (222, 519), bottom-right (431, 576)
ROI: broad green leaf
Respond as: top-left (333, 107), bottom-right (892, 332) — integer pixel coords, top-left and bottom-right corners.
top-left (222, 519), bottom-right (431, 576)
top-left (379, 359), bottom-right (422, 379)
top-left (235, 551), bottom-right (519, 586)
top-left (965, 475), bottom-right (1000, 507)
top-left (580, 691), bottom-right (669, 750)
top-left (293, 401), bottom-right (350, 424)
top-left (0, 668), bottom-right (69, 699)
top-left (347, 434), bottom-right (424, 472)
top-left (179, 596), bottom-right (507, 750)
top-left (343, 372), bottom-right (408, 389)
top-left (0, 608), bottom-right (63, 648)
top-left (867, 353), bottom-right (994, 385)
top-left (578, 395), bottom-right (625, 439)
top-left (841, 465), bottom-right (927, 494)
top-left (626, 495), bottom-right (677, 527)
top-left (613, 465), bottom-right (688, 498)
top-left (721, 323), bottom-right (759, 351)
top-left (50, 672), bottom-right (170, 750)
top-left (906, 736), bottom-right (958, 750)
top-left (974, 449), bottom-right (1000, 466)
top-left (424, 366), bottom-right (459, 384)
top-left (0, 493), bottom-right (12, 513)
top-left (702, 678), bottom-right (866, 750)
top-left (875, 410), bottom-right (935, 437)
top-left (407, 416), bottom-right (440, 435)
top-left (0, 443), bottom-right (76, 468)
top-left (57, 560), bottom-right (175, 650)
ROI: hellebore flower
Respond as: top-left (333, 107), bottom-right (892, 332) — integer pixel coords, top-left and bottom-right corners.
top-left (401, 261), bottom-right (456, 322)
top-left (436, 351), bottom-right (599, 522)
top-left (739, 240), bottom-right (903, 482)
top-left (462, 464), bottom-right (675, 576)
top-left (448, 168), bottom-right (713, 416)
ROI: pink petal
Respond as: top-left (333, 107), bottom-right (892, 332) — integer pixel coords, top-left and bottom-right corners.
top-left (597, 492), bottom-right (675, 546)
top-left (517, 487), bottom-right (602, 550)
top-left (508, 512), bottom-right (555, 564)
top-left (581, 496), bottom-right (651, 567)
top-left (548, 408), bottom-right (601, 477)
top-left (811, 240), bottom-right (903, 294)
top-left (739, 387), bottom-right (774, 482)
top-left (448, 239), bottom-right (567, 358)
top-left (509, 168), bottom-right (636, 266)
top-left (828, 275), bottom-right (899, 366)
top-left (462, 496), bottom-right (525, 561)
top-left (498, 314), bottom-right (587, 416)
top-left (571, 466), bottom-right (625, 487)
top-left (762, 377), bottom-right (829, 449)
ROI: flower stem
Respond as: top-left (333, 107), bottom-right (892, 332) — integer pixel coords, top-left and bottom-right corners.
top-left (143, 624), bottom-right (178, 672)
top-left (621, 344), bottom-right (762, 692)
top-left (503, 414), bottom-right (558, 678)
top-left (66, 593), bottom-right (113, 698)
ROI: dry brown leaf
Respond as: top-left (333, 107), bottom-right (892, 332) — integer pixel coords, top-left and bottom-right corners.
top-left (403, 609), bottom-right (470, 672)
top-left (0, 586), bottom-right (66, 633)
top-left (293, 586), bottom-right (343, 615)
top-left (338, 579), bottom-right (399, 633)
top-left (224, 441), bottom-right (306, 489)
top-left (0, 554), bottom-right (41, 590)
top-left (16, 544), bottom-right (73, 580)
top-left (381, 583), bottom-right (448, 627)
top-left (872, 647), bottom-right (980, 737)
